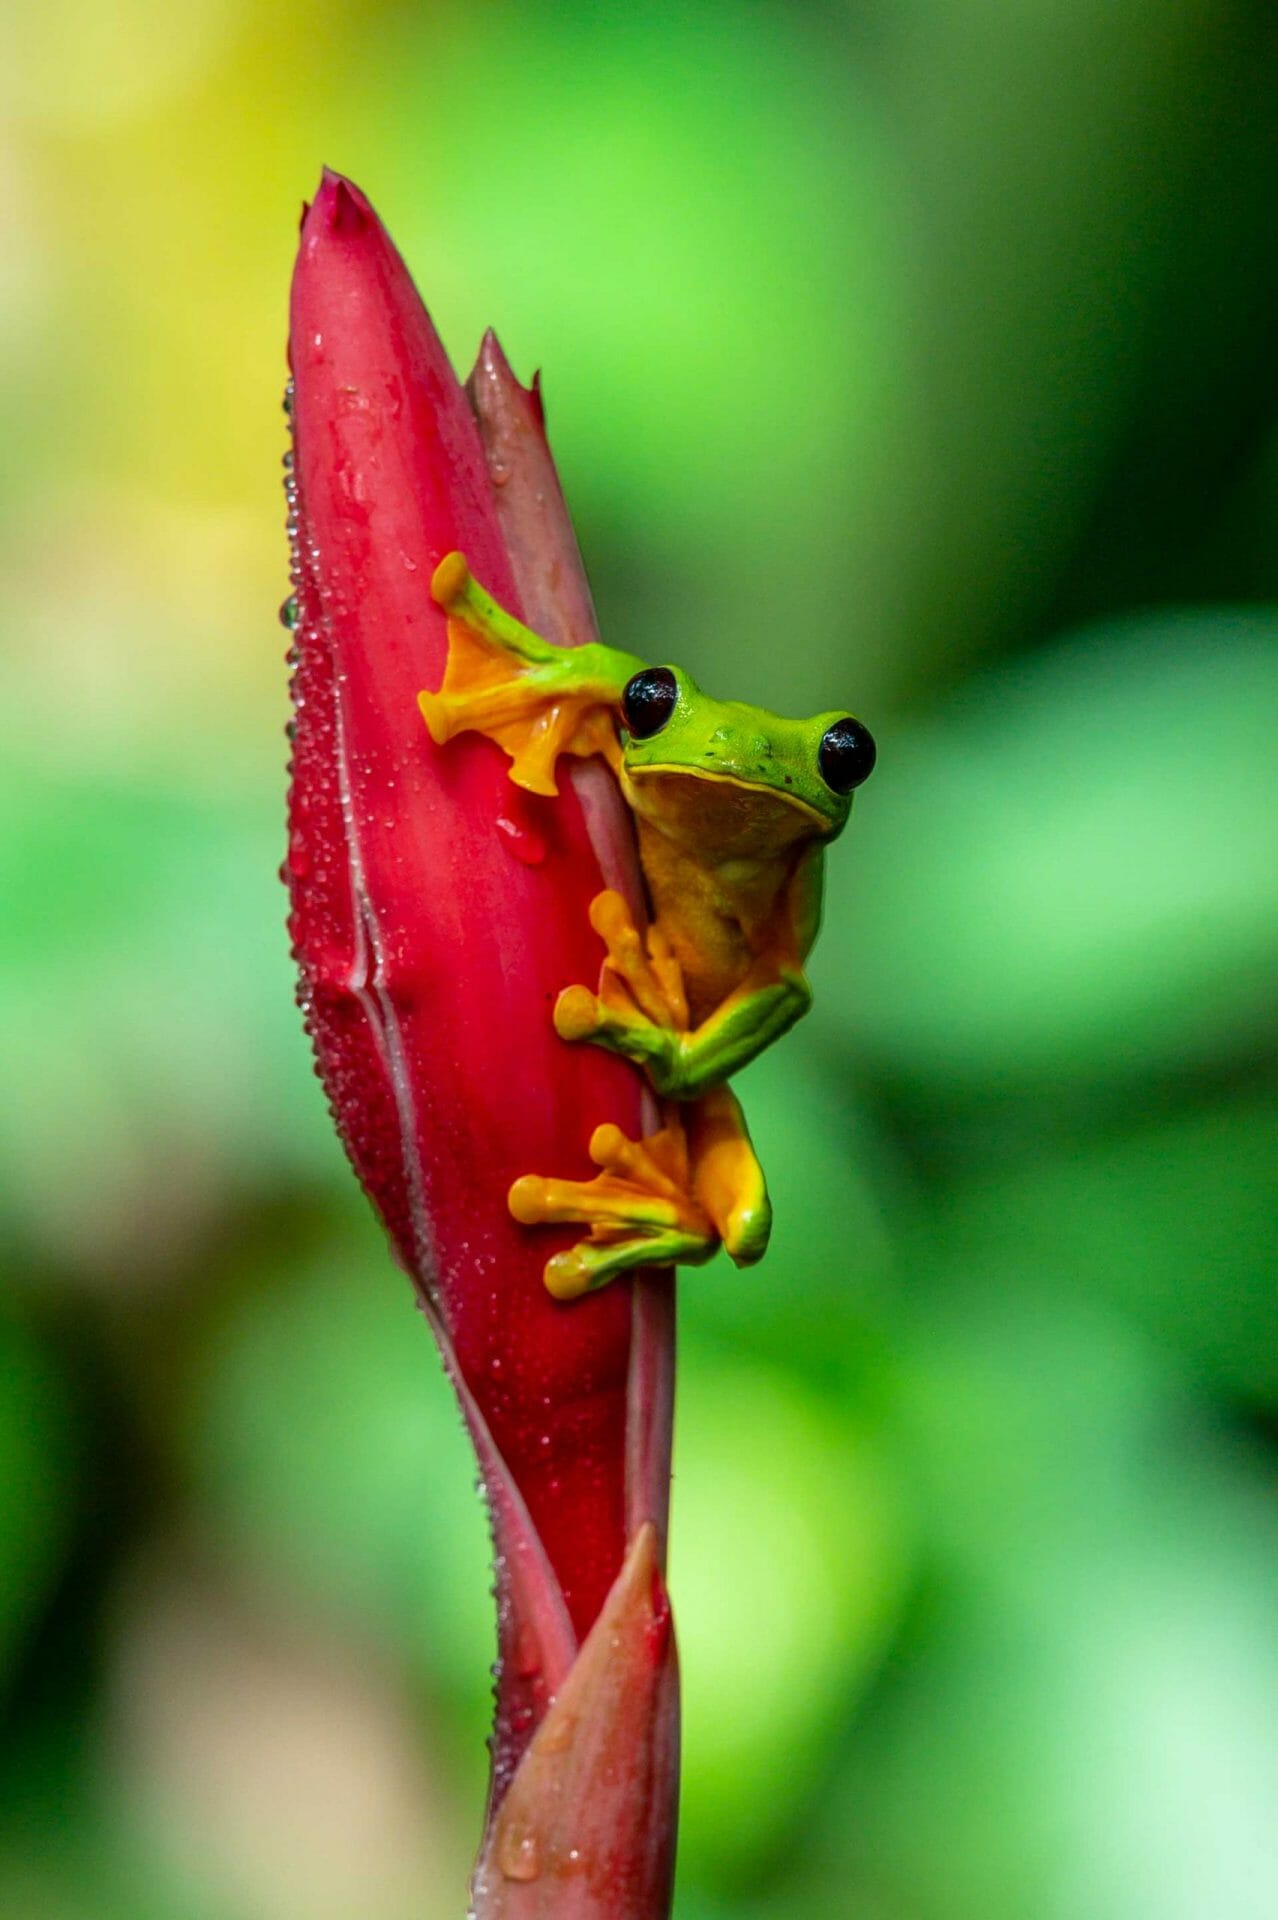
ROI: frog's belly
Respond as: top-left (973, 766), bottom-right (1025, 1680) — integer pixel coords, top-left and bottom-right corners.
top-left (638, 820), bottom-right (788, 1026)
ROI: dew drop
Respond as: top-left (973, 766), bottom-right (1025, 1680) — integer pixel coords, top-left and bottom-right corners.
top-left (495, 814), bottom-right (547, 867)
top-left (279, 595), bottom-right (298, 630)
top-left (512, 1622), bottom-right (540, 1677)
top-left (287, 830), bottom-right (311, 879)
top-left (498, 1823), bottom-right (541, 1884)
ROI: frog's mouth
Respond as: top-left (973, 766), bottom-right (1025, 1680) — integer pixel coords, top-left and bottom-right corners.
top-left (622, 763), bottom-right (833, 853)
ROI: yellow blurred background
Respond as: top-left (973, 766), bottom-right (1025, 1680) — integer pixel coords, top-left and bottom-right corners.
top-left (3, 3), bottom-right (1278, 1916)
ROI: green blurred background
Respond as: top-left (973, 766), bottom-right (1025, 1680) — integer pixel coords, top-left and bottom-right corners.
top-left (3, 2), bottom-right (1277, 1915)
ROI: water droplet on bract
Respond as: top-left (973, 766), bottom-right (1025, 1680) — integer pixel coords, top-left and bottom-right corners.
top-left (498, 1824), bottom-right (541, 1883)
top-left (512, 1622), bottom-right (541, 1678)
top-left (287, 830), bottom-right (311, 879)
top-left (279, 595), bottom-right (298, 629)
top-left (491, 458), bottom-right (511, 488)
top-left (495, 814), bottom-right (547, 867)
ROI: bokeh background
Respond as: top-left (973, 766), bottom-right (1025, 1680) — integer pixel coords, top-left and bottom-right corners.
top-left (4, 2), bottom-right (1278, 1915)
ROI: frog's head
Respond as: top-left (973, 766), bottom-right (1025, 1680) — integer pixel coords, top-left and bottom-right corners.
top-left (617, 665), bottom-right (875, 852)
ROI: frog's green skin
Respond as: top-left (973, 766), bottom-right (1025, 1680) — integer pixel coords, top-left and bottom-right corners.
top-left (421, 553), bottom-right (864, 1298)
top-left (585, 670), bottom-right (852, 1096)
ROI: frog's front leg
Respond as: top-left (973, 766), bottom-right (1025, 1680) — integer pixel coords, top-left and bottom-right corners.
top-left (419, 553), bottom-right (644, 796)
top-left (559, 888), bottom-right (690, 1036)
top-left (510, 1086), bottom-right (770, 1299)
top-left (554, 894), bottom-right (811, 1099)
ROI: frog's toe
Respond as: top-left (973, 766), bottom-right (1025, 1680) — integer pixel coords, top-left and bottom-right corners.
top-left (542, 1224), bottom-right (714, 1301)
top-left (720, 1187), bottom-right (772, 1266)
top-left (509, 1174), bottom-right (555, 1226)
top-left (417, 688), bottom-right (451, 747)
top-left (553, 985), bottom-right (602, 1043)
top-left (543, 1244), bottom-right (603, 1301)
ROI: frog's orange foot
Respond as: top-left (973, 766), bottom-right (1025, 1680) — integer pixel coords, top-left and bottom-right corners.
top-left (552, 890), bottom-right (690, 1080)
top-left (508, 1087), bottom-right (770, 1299)
top-left (510, 1119), bottom-right (718, 1301)
top-left (419, 554), bottom-right (632, 796)
top-left (590, 891), bottom-right (689, 1029)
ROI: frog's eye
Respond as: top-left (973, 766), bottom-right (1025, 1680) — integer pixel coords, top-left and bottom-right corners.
top-left (818, 716), bottom-right (876, 794)
top-left (622, 667), bottom-right (678, 739)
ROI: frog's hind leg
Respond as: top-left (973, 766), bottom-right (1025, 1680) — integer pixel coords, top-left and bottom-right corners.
top-left (687, 1083), bottom-right (772, 1268)
top-left (509, 1086), bottom-right (770, 1301)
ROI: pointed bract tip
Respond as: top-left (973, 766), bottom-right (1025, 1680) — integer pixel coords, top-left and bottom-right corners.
top-left (476, 326), bottom-right (517, 383)
top-left (332, 178), bottom-right (366, 234)
top-left (466, 331), bottom-right (547, 439)
top-left (309, 166), bottom-right (372, 236)
top-left (473, 1521), bottom-right (677, 1915)
top-left (298, 199), bottom-right (310, 233)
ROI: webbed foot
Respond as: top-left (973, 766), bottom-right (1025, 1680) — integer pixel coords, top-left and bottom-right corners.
top-left (555, 889), bottom-right (811, 1100)
top-left (510, 1087), bottom-right (770, 1299)
top-left (420, 554), bottom-right (643, 795)
top-left (554, 888), bottom-right (689, 1044)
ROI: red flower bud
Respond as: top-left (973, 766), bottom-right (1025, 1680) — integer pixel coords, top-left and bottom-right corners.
top-left (285, 171), bottom-right (677, 1911)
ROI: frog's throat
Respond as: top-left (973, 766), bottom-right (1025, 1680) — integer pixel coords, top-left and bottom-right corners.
top-left (622, 762), bottom-right (832, 831)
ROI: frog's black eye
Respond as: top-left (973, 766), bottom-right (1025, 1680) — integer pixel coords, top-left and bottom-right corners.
top-left (818, 716), bottom-right (876, 794)
top-left (622, 667), bottom-right (678, 739)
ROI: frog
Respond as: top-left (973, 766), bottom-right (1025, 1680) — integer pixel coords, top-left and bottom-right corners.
top-left (420, 552), bottom-right (875, 1300)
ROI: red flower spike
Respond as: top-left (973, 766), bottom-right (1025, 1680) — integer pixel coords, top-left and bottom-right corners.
top-left (285, 169), bottom-right (678, 1910)
top-left (466, 331), bottom-right (676, 1552)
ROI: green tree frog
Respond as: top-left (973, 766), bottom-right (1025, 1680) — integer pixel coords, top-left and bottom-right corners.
top-left (422, 554), bottom-right (875, 1300)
